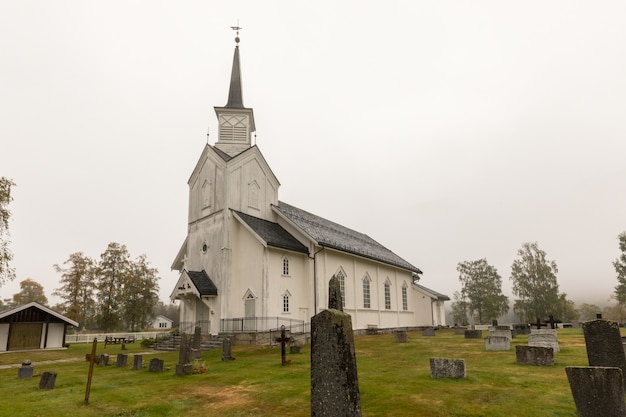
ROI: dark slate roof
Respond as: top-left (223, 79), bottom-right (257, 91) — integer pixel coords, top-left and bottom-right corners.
top-left (187, 270), bottom-right (218, 296)
top-left (212, 145), bottom-right (233, 162)
top-left (234, 211), bottom-right (309, 254)
top-left (275, 201), bottom-right (422, 274)
top-left (413, 283), bottom-right (450, 301)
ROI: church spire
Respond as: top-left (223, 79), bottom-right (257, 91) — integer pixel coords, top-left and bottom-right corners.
top-left (213, 24), bottom-right (256, 157)
top-left (225, 26), bottom-right (244, 108)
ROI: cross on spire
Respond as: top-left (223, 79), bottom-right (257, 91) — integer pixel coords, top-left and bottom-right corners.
top-left (231, 21), bottom-right (242, 45)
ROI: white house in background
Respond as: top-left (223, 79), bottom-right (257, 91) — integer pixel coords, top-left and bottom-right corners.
top-left (0, 302), bottom-right (78, 351)
top-left (150, 315), bottom-right (174, 330)
top-left (170, 35), bottom-right (448, 335)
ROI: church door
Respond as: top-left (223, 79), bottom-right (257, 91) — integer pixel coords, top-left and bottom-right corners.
top-left (244, 296), bottom-right (256, 331)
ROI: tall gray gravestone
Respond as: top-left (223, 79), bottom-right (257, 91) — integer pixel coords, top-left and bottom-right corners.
top-left (311, 276), bottom-right (362, 417)
top-left (582, 319), bottom-right (626, 379)
top-left (566, 366), bottom-right (626, 417)
top-left (222, 338), bottom-right (234, 361)
top-left (192, 326), bottom-right (202, 359)
top-left (39, 371), bottom-right (57, 390)
top-left (176, 333), bottom-right (193, 375)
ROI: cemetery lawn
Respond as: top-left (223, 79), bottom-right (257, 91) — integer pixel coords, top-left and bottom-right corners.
top-left (0, 328), bottom-right (602, 416)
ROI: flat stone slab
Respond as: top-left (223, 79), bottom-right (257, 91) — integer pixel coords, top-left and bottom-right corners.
top-left (430, 358), bottom-right (466, 379)
top-left (515, 345), bottom-right (554, 366)
top-left (485, 336), bottom-right (510, 351)
top-left (528, 332), bottom-right (560, 353)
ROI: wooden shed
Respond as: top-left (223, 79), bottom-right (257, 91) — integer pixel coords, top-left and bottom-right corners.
top-left (0, 302), bottom-right (78, 351)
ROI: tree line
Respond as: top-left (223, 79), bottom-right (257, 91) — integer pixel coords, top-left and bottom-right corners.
top-left (453, 235), bottom-right (626, 325)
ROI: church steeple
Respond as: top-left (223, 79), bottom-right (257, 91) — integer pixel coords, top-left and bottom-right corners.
top-left (214, 25), bottom-right (256, 157)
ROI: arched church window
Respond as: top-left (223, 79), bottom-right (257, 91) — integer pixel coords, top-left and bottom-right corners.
top-left (336, 270), bottom-right (346, 308)
top-left (402, 283), bottom-right (408, 311)
top-left (283, 293), bottom-right (290, 313)
top-left (363, 276), bottom-right (371, 309)
top-left (282, 257), bottom-right (289, 276)
top-left (384, 280), bottom-right (391, 310)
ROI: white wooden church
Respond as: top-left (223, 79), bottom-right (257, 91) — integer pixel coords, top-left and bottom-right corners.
top-left (170, 35), bottom-right (448, 335)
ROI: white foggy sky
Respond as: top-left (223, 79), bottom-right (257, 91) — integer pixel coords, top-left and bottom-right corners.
top-left (1, 1), bottom-right (625, 308)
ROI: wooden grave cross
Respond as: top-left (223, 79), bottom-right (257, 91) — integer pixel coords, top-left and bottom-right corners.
top-left (275, 325), bottom-right (292, 366)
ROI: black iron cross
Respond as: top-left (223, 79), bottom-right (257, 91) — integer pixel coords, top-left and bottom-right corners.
top-left (275, 325), bottom-right (292, 366)
top-left (536, 317), bottom-right (542, 330)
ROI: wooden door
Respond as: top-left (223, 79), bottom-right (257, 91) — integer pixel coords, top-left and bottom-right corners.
top-left (8, 323), bottom-right (43, 350)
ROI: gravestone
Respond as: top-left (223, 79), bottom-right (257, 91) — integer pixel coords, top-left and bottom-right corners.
top-left (116, 354), bottom-right (128, 368)
top-left (422, 328), bottom-right (435, 336)
top-left (515, 345), bottom-right (554, 366)
top-left (528, 329), bottom-right (560, 352)
top-left (290, 344), bottom-right (302, 354)
top-left (513, 324), bottom-right (531, 335)
top-left (86, 353), bottom-right (100, 364)
top-left (99, 354), bottom-right (109, 366)
top-left (464, 329), bottom-right (482, 339)
top-left (176, 333), bottom-right (193, 376)
top-left (485, 336), bottom-right (510, 351)
top-left (149, 358), bottom-right (164, 372)
top-left (192, 326), bottom-right (202, 359)
top-left (489, 328), bottom-right (512, 341)
top-left (39, 371), bottom-right (57, 390)
top-left (454, 326), bottom-right (467, 335)
top-left (275, 325), bottom-right (293, 366)
top-left (18, 360), bottom-right (34, 379)
top-left (133, 355), bottom-right (143, 370)
top-left (430, 358), bottom-right (466, 379)
top-left (222, 338), bottom-right (234, 361)
top-left (582, 319), bottom-right (626, 381)
top-left (566, 366), bottom-right (626, 417)
top-left (311, 276), bottom-right (362, 417)
top-left (394, 330), bottom-right (408, 343)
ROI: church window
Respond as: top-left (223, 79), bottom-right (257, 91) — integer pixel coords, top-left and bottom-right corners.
top-left (248, 180), bottom-right (260, 209)
top-left (363, 276), bottom-right (371, 309)
top-left (283, 293), bottom-right (290, 313)
top-left (384, 281), bottom-right (391, 310)
top-left (402, 284), bottom-right (408, 311)
top-left (282, 257), bottom-right (289, 276)
top-left (336, 270), bottom-right (346, 308)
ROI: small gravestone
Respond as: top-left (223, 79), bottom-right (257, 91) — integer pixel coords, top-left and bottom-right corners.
top-left (464, 329), bottom-right (482, 339)
top-left (515, 345), bottom-right (554, 366)
top-left (566, 366), bottom-right (626, 417)
top-left (149, 358), bottom-right (164, 372)
top-left (133, 355), bottom-right (143, 370)
top-left (430, 358), bottom-right (466, 379)
top-left (192, 326), bottom-right (202, 359)
top-left (422, 328), bottom-right (435, 336)
top-left (454, 327), bottom-right (467, 335)
top-left (86, 353), bottom-right (100, 364)
top-left (582, 319), bottom-right (626, 381)
top-left (514, 324), bottom-right (531, 335)
top-left (528, 329), bottom-right (560, 352)
top-left (485, 335), bottom-right (510, 351)
top-left (394, 330), bottom-right (408, 343)
top-left (290, 344), bottom-right (302, 354)
top-left (18, 360), bottom-right (34, 379)
top-left (311, 275), bottom-right (362, 417)
top-left (489, 328), bottom-right (512, 341)
top-left (39, 371), bottom-right (57, 390)
top-left (116, 354), bottom-right (128, 368)
top-left (99, 354), bottom-right (109, 366)
top-left (176, 333), bottom-right (193, 376)
top-left (221, 338), bottom-right (234, 361)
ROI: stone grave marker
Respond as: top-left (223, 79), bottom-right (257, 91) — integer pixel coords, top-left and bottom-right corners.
top-left (528, 329), bottom-right (560, 352)
top-left (311, 275), bottom-right (362, 417)
top-left (39, 371), bottom-right (57, 390)
top-left (430, 358), bottom-right (466, 379)
top-left (394, 330), bottom-right (408, 343)
top-left (515, 345), bottom-right (554, 366)
top-left (175, 333), bottom-right (193, 375)
top-left (18, 360), bottom-right (34, 379)
top-left (222, 337), bottom-right (234, 361)
top-left (422, 328), bottom-right (435, 336)
top-left (116, 354), bottom-right (128, 368)
top-left (582, 318), bottom-right (626, 381)
top-left (133, 355), bottom-right (143, 370)
top-left (485, 336), bottom-right (510, 351)
top-left (290, 344), bottom-right (302, 354)
top-left (149, 358), bottom-right (164, 372)
top-left (99, 354), bottom-right (109, 366)
top-left (192, 326), bottom-right (202, 359)
top-left (464, 329), bottom-right (482, 339)
top-left (454, 326), bottom-right (467, 335)
top-left (566, 366), bottom-right (625, 417)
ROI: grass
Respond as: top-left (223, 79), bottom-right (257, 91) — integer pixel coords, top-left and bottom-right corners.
top-left (0, 329), bottom-right (596, 416)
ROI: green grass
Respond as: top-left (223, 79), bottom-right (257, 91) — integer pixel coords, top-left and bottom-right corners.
top-left (0, 329), bottom-right (595, 416)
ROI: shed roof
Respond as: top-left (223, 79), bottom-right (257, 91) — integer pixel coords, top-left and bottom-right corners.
top-left (0, 302), bottom-right (79, 327)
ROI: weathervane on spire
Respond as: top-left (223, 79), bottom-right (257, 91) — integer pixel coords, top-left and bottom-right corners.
top-left (230, 20), bottom-right (242, 45)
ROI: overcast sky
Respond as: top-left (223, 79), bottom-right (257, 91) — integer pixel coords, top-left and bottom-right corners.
top-left (2, 1), bottom-right (625, 309)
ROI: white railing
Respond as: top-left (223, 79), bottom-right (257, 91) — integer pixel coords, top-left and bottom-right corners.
top-left (65, 331), bottom-right (170, 344)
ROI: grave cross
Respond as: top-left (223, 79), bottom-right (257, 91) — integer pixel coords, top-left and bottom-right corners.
top-left (548, 315), bottom-right (556, 329)
top-left (536, 317), bottom-right (542, 330)
top-left (274, 325), bottom-right (292, 366)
